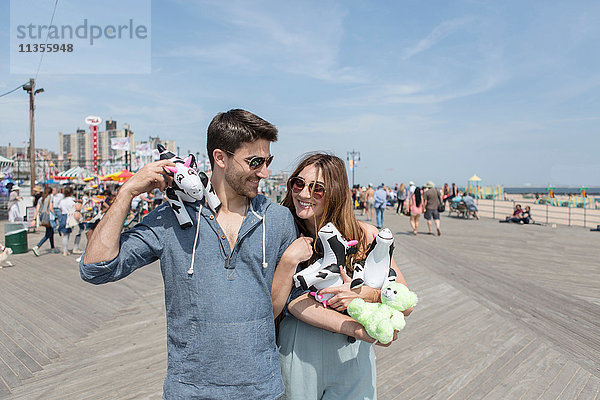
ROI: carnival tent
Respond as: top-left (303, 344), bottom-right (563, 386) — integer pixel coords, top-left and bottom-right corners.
top-left (102, 169), bottom-right (134, 182)
top-left (55, 166), bottom-right (94, 180)
top-left (0, 155), bottom-right (14, 167)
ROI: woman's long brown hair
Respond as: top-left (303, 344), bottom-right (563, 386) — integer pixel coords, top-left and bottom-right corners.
top-left (281, 152), bottom-right (367, 272)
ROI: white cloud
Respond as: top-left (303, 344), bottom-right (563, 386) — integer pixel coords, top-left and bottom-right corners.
top-left (401, 17), bottom-right (474, 60)
top-left (165, 0), bottom-right (367, 83)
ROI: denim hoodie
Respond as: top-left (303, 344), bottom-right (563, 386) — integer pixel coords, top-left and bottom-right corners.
top-left (80, 195), bottom-right (297, 399)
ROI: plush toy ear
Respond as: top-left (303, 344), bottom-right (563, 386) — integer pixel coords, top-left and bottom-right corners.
top-left (347, 240), bottom-right (358, 247)
top-left (165, 166), bottom-right (178, 174)
top-left (184, 154), bottom-right (196, 168)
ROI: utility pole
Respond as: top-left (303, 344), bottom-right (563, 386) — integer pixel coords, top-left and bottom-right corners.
top-left (23, 78), bottom-right (44, 195)
top-left (346, 149), bottom-right (360, 188)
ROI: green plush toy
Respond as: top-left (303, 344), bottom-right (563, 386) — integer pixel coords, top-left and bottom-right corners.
top-left (347, 282), bottom-right (418, 344)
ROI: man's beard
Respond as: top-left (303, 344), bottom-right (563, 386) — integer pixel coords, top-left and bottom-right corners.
top-left (224, 167), bottom-right (258, 199)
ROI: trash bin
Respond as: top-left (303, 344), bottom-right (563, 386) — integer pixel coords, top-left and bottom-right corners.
top-left (4, 223), bottom-right (28, 254)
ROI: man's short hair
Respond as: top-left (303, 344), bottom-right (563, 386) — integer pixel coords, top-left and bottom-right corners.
top-left (207, 109), bottom-right (278, 168)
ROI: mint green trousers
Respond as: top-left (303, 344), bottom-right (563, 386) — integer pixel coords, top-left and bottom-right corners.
top-left (278, 316), bottom-right (377, 400)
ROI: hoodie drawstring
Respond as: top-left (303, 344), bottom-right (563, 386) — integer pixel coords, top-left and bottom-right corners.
top-left (188, 204), bottom-right (203, 275)
top-left (249, 202), bottom-right (268, 269)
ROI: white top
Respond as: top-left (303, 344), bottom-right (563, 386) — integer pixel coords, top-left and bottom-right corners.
top-left (59, 196), bottom-right (76, 214)
top-left (53, 192), bottom-right (64, 208)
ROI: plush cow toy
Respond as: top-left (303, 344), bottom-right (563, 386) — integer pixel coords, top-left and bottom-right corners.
top-left (293, 222), bottom-right (358, 308)
top-left (348, 281), bottom-right (418, 344)
top-left (157, 144), bottom-right (220, 229)
top-left (350, 228), bottom-right (397, 290)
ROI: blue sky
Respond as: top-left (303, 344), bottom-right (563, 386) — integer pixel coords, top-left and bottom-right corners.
top-left (1, 0), bottom-right (599, 187)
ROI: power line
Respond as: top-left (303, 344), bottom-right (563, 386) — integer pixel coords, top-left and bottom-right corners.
top-left (35, 0), bottom-right (60, 80)
top-left (0, 83), bottom-right (28, 98)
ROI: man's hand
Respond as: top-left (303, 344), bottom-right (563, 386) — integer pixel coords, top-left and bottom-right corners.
top-left (120, 160), bottom-right (175, 200)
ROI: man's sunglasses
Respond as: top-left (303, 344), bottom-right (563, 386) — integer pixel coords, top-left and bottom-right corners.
top-left (223, 149), bottom-right (273, 170)
top-left (289, 176), bottom-right (326, 200)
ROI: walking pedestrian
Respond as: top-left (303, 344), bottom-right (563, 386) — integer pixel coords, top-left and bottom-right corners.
top-left (32, 186), bottom-right (60, 256)
top-left (423, 181), bottom-right (442, 236)
top-left (409, 186), bottom-right (423, 235)
top-left (365, 184), bottom-right (375, 221)
top-left (396, 183), bottom-right (408, 214)
top-left (58, 187), bottom-right (77, 255)
top-left (374, 183), bottom-right (387, 229)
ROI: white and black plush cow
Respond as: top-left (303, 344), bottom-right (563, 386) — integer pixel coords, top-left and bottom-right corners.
top-left (293, 222), bottom-right (358, 308)
top-left (157, 144), bottom-right (221, 229)
top-left (350, 228), bottom-right (397, 290)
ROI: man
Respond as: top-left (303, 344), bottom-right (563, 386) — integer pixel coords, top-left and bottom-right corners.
top-left (81, 109), bottom-right (297, 399)
top-left (423, 181), bottom-right (442, 236)
top-left (365, 183), bottom-right (375, 221)
top-left (373, 183), bottom-right (388, 229)
top-left (152, 186), bottom-right (163, 209)
top-left (461, 192), bottom-right (480, 219)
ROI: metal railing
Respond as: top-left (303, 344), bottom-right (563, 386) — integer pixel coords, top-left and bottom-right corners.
top-left (475, 198), bottom-right (600, 228)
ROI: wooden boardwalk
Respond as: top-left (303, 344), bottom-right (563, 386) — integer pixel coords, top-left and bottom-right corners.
top-left (0, 209), bottom-right (599, 399)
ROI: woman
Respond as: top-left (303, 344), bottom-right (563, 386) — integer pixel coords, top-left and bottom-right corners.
top-left (274, 153), bottom-right (412, 400)
top-left (32, 186), bottom-right (60, 256)
top-left (409, 186), bottom-right (423, 235)
top-left (442, 183), bottom-right (450, 206)
top-left (7, 185), bottom-right (23, 222)
top-left (396, 183), bottom-right (407, 214)
top-left (503, 204), bottom-right (523, 223)
top-left (58, 187), bottom-right (77, 256)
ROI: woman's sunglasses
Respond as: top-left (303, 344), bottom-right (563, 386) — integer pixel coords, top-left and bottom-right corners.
top-left (223, 149), bottom-right (274, 170)
top-left (289, 176), bottom-right (326, 200)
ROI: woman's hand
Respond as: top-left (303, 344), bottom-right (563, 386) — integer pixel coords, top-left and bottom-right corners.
top-left (281, 234), bottom-right (314, 266)
top-left (352, 323), bottom-right (400, 347)
top-left (318, 268), bottom-right (360, 312)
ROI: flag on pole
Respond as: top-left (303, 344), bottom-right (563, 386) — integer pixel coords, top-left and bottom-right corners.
top-left (111, 137), bottom-right (130, 151)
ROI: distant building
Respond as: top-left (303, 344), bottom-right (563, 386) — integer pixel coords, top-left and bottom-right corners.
top-left (0, 144), bottom-right (58, 161)
top-left (57, 119), bottom-right (180, 172)
top-left (58, 119), bottom-right (135, 168)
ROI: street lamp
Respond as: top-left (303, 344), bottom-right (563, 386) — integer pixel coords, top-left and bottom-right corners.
top-left (346, 150), bottom-right (360, 188)
top-left (23, 78), bottom-right (44, 195)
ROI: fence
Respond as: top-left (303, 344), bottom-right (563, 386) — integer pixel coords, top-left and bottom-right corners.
top-left (475, 198), bottom-right (600, 229)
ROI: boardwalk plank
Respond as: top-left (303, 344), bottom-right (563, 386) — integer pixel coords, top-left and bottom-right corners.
top-left (450, 338), bottom-right (540, 399)
top-left (481, 346), bottom-right (562, 400)
top-left (577, 374), bottom-right (600, 400)
top-left (518, 353), bottom-right (569, 399)
top-left (538, 361), bottom-right (581, 400)
top-left (558, 367), bottom-right (593, 400)
top-left (380, 324), bottom-right (520, 399)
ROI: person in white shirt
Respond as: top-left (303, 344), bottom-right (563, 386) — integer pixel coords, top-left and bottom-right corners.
top-left (58, 187), bottom-right (76, 256)
top-left (7, 186), bottom-right (23, 222)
